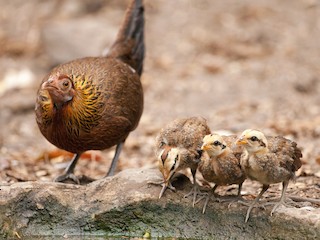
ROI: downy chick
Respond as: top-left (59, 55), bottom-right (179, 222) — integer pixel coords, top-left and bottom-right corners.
top-left (155, 116), bottom-right (211, 204)
top-left (198, 134), bottom-right (245, 213)
top-left (236, 129), bottom-right (302, 222)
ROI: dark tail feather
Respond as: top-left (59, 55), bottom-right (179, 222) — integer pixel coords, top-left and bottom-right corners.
top-left (106, 0), bottom-right (144, 76)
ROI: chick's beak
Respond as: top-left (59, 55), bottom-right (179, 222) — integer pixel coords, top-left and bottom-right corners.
top-left (159, 181), bottom-right (169, 199)
top-left (201, 143), bottom-right (209, 151)
top-left (236, 137), bottom-right (247, 145)
top-left (159, 171), bottom-right (176, 199)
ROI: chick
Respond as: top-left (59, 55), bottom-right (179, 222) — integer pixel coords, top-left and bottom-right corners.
top-left (236, 129), bottom-right (302, 222)
top-left (198, 134), bottom-right (246, 213)
top-left (155, 117), bottom-right (211, 204)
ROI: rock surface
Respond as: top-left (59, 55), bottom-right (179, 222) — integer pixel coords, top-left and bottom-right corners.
top-left (0, 168), bottom-right (319, 239)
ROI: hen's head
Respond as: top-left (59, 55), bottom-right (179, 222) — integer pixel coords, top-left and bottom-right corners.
top-left (40, 73), bottom-right (75, 109)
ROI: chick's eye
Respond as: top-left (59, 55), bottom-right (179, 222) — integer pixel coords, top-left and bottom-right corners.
top-left (170, 163), bottom-right (175, 171)
top-left (213, 141), bottom-right (220, 146)
top-left (170, 155), bottom-right (178, 171)
top-left (250, 136), bottom-right (258, 141)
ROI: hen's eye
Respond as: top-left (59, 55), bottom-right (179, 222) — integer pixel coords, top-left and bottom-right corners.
top-left (250, 136), bottom-right (258, 141)
top-left (63, 81), bottom-right (69, 87)
top-left (159, 141), bottom-right (165, 148)
top-left (213, 141), bottom-right (220, 146)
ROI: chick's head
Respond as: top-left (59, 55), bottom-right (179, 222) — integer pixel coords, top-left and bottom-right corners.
top-left (201, 134), bottom-right (227, 157)
top-left (158, 147), bottom-right (181, 184)
top-left (236, 129), bottom-right (268, 153)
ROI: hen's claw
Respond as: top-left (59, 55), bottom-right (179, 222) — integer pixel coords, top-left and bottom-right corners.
top-left (54, 173), bottom-right (80, 184)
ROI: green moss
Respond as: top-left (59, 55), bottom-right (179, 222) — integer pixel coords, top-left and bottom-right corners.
top-left (90, 201), bottom-right (217, 238)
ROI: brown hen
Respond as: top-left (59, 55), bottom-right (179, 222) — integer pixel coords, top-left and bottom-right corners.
top-left (35, 0), bottom-right (144, 183)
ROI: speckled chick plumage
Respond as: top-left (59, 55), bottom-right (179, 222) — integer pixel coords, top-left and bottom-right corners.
top-left (237, 129), bottom-right (302, 185)
top-left (155, 116), bottom-right (211, 181)
top-left (199, 134), bottom-right (245, 187)
top-left (236, 129), bottom-right (302, 222)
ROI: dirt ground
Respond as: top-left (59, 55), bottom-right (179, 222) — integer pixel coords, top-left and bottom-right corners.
top-left (0, 0), bottom-right (319, 207)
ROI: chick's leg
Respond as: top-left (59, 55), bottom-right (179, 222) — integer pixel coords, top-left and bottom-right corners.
top-left (226, 182), bottom-right (245, 208)
top-left (158, 181), bottom-right (176, 199)
top-left (245, 184), bottom-right (269, 222)
top-left (270, 181), bottom-right (289, 215)
top-left (201, 184), bottom-right (218, 214)
top-left (183, 168), bottom-right (200, 207)
top-left (54, 153), bottom-right (81, 184)
top-left (148, 172), bottom-right (176, 198)
top-left (237, 182), bottom-right (243, 197)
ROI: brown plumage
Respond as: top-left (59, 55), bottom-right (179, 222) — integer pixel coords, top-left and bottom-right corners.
top-left (198, 134), bottom-right (246, 213)
top-left (155, 116), bottom-right (211, 203)
top-left (236, 129), bottom-right (302, 222)
top-left (35, 0), bottom-right (145, 183)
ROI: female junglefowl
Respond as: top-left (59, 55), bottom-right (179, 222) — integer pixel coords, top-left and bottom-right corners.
top-left (35, 0), bottom-right (144, 183)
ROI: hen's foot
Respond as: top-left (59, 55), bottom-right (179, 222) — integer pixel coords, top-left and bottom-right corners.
top-left (54, 174), bottom-right (95, 185)
top-left (54, 173), bottom-right (80, 184)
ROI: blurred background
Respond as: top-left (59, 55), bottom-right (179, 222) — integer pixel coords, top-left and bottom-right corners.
top-left (0, 0), bottom-right (320, 186)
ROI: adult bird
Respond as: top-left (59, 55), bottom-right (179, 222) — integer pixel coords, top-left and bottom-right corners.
top-left (35, 0), bottom-right (145, 183)
top-left (236, 129), bottom-right (302, 222)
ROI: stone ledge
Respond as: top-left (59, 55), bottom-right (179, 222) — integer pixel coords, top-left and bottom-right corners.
top-left (0, 168), bottom-right (319, 239)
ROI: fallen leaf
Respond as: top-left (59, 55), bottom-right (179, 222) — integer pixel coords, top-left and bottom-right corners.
top-left (36, 149), bottom-right (102, 162)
